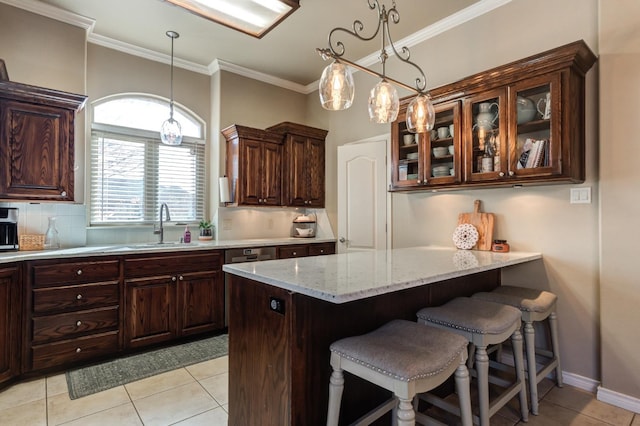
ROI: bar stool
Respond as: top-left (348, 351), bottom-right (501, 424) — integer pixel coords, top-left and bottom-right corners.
top-left (327, 319), bottom-right (472, 426)
top-left (472, 285), bottom-right (563, 415)
top-left (416, 297), bottom-right (528, 426)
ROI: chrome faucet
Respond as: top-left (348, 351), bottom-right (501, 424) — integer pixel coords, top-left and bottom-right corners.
top-left (153, 202), bottom-right (171, 243)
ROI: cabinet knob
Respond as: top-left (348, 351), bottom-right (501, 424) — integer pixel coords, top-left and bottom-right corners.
top-left (499, 172), bottom-right (505, 177)
top-left (61, 191), bottom-right (67, 197)
top-left (509, 171), bottom-right (515, 176)
top-left (292, 252), bottom-right (297, 256)
top-left (417, 180), bottom-right (422, 184)
top-left (179, 275), bottom-right (184, 281)
top-left (76, 294), bottom-right (83, 300)
top-left (76, 320), bottom-right (82, 326)
top-left (76, 269), bottom-right (83, 275)
top-left (75, 347), bottom-right (82, 353)
top-left (320, 249), bottom-right (324, 253)
top-left (171, 276), bottom-right (177, 282)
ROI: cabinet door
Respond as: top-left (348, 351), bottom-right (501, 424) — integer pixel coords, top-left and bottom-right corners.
top-left (125, 276), bottom-right (177, 348)
top-left (238, 139), bottom-right (264, 205)
top-left (284, 135), bottom-right (307, 206)
top-left (463, 88), bottom-right (509, 183)
top-left (261, 141), bottom-right (282, 206)
top-left (424, 101), bottom-right (461, 187)
top-left (178, 270), bottom-right (224, 336)
top-left (0, 101), bottom-right (73, 201)
top-left (306, 137), bottom-right (326, 207)
top-left (391, 110), bottom-right (426, 189)
top-left (508, 73), bottom-right (563, 179)
top-left (0, 266), bottom-right (19, 386)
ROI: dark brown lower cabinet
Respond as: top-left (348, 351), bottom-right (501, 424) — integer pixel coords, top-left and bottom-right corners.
top-left (124, 251), bottom-right (224, 349)
top-left (0, 264), bottom-right (20, 387)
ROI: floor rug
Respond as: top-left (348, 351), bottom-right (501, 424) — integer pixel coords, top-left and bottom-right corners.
top-left (66, 333), bottom-right (228, 399)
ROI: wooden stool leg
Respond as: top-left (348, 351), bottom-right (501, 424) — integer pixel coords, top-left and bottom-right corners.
top-left (327, 367), bottom-right (344, 426)
top-left (454, 360), bottom-right (473, 426)
top-left (396, 397), bottom-right (416, 426)
top-left (524, 320), bottom-right (539, 415)
top-left (511, 329), bottom-right (529, 422)
top-left (475, 345), bottom-right (490, 426)
top-left (549, 311), bottom-right (564, 387)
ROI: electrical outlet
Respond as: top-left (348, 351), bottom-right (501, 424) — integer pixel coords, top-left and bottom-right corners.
top-left (222, 219), bottom-right (232, 230)
top-left (570, 187), bottom-right (591, 204)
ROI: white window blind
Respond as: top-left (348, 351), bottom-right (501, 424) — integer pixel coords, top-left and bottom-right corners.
top-left (90, 130), bottom-right (205, 225)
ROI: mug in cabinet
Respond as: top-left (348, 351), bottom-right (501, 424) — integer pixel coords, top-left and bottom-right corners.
top-left (403, 134), bottom-right (414, 145)
top-left (437, 127), bottom-right (450, 139)
top-left (537, 92), bottom-right (551, 120)
top-left (449, 124), bottom-right (455, 138)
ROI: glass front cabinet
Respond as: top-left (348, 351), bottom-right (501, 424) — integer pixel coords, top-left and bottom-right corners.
top-left (390, 40), bottom-right (596, 191)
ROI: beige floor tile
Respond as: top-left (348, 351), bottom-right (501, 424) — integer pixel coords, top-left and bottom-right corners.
top-left (47, 385), bottom-right (131, 425)
top-left (47, 373), bottom-right (70, 397)
top-left (133, 381), bottom-right (217, 426)
top-left (0, 397), bottom-right (46, 425)
top-left (0, 377), bottom-right (46, 411)
top-left (172, 406), bottom-right (228, 426)
top-left (199, 372), bottom-right (228, 406)
top-left (60, 402), bottom-right (143, 426)
top-left (544, 386), bottom-right (635, 425)
top-left (186, 356), bottom-right (229, 381)
top-left (520, 400), bottom-right (613, 425)
top-left (125, 368), bottom-right (195, 401)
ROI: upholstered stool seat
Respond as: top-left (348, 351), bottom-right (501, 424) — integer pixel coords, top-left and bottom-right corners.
top-left (472, 285), bottom-right (563, 415)
top-left (327, 319), bottom-right (472, 426)
top-left (416, 297), bottom-right (528, 426)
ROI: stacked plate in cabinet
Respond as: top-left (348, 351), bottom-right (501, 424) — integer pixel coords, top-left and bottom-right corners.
top-left (432, 162), bottom-right (453, 177)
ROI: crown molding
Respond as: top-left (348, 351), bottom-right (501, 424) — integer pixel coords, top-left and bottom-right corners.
top-left (88, 33), bottom-right (210, 75)
top-left (211, 59), bottom-right (308, 94)
top-left (0, 0), bottom-right (95, 30)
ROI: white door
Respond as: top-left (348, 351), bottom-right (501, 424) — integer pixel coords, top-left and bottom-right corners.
top-left (337, 138), bottom-right (389, 253)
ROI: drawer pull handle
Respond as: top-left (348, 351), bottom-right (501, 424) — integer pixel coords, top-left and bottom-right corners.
top-left (76, 320), bottom-right (82, 326)
top-left (76, 294), bottom-right (83, 300)
top-left (77, 269), bottom-right (83, 275)
top-left (76, 347), bottom-right (81, 353)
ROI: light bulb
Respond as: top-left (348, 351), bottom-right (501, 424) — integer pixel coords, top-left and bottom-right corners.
top-left (319, 61), bottom-right (354, 111)
top-left (161, 117), bottom-right (182, 145)
top-left (406, 94), bottom-right (435, 133)
top-left (368, 80), bottom-right (399, 123)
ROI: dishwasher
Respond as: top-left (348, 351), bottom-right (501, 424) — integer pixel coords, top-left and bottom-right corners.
top-left (224, 247), bottom-right (277, 326)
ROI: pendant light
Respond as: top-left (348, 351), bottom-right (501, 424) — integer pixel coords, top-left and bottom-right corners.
top-left (160, 30), bottom-right (182, 146)
top-left (317, 1), bottom-right (435, 133)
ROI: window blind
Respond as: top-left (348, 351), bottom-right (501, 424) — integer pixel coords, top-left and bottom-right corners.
top-left (90, 130), bottom-right (205, 225)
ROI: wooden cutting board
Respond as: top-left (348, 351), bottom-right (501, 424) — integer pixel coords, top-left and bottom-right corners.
top-left (458, 200), bottom-right (495, 251)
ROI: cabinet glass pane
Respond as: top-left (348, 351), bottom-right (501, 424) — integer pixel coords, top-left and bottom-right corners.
top-left (514, 84), bottom-right (552, 170)
top-left (398, 123), bottom-right (420, 182)
top-left (471, 97), bottom-right (501, 175)
top-left (430, 109), bottom-right (455, 179)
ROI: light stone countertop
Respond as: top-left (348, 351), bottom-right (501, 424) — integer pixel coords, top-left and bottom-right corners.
top-left (223, 246), bottom-right (542, 304)
top-left (0, 237), bottom-right (336, 263)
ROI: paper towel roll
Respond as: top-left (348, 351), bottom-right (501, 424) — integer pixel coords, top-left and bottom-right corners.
top-left (219, 177), bottom-right (231, 203)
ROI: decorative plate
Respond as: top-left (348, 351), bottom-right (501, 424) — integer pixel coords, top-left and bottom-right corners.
top-left (452, 223), bottom-right (479, 250)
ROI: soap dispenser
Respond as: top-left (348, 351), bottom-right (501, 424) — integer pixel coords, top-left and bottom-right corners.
top-left (184, 225), bottom-right (191, 243)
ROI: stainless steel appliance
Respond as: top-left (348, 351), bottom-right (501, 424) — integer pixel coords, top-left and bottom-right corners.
top-left (0, 207), bottom-right (19, 251)
top-left (224, 246), bottom-right (277, 325)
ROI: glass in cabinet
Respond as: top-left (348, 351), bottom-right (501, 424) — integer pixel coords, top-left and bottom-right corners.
top-left (509, 73), bottom-right (562, 178)
top-left (464, 88), bottom-right (508, 182)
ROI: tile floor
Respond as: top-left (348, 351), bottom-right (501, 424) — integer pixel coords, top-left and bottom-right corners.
top-left (0, 357), bottom-right (638, 425)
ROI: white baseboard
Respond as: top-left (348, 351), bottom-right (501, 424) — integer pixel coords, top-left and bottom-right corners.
top-left (597, 386), bottom-right (640, 414)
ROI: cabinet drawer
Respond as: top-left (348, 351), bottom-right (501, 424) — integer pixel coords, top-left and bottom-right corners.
top-left (124, 251), bottom-right (222, 278)
top-left (32, 306), bottom-right (119, 344)
top-left (32, 260), bottom-right (119, 287)
top-left (33, 282), bottom-right (119, 314)
top-left (308, 243), bottom-right (336, 256)
top-left (31, 331), bottom-right (119, 371)
top-left (277, 245), bottom-right (309, 259)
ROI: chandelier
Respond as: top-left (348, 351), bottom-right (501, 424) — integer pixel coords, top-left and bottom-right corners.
top-left (317, 0), bottom-right (435, 133)
top-left (160, 30), bottom-right (182, 146)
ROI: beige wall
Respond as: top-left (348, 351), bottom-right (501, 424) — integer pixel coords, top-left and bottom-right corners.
top-left (599, 1), bottom-right (640, 401)
top-left (320, 0), bottom-right (601, 383)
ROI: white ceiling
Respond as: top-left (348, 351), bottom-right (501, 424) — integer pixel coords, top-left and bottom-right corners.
top-left (7, 0), bottom-right (509, 93)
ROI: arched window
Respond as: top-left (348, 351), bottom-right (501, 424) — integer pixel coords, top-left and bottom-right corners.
top-left (90, 94), bottom-right (206, 225)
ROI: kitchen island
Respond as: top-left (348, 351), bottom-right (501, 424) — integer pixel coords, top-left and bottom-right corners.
top-left (223, 246), bottom-right (541, 425)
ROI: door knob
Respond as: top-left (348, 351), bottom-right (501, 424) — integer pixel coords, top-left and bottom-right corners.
top-left (339, 237), bottom-right (346, 243)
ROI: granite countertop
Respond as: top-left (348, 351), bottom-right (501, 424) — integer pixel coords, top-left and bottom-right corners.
top-left (0, 237), bottom-right (337, 263)
top-left (223, 246), bottom-right (542, 304)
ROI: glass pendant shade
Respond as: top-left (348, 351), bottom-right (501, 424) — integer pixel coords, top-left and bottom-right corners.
top-left (161, 115), bottom-right (183, 145)
top-left (368, 80), bottom-right (399, 123)
top-left (406, 94), bottom-right (436, 133)
top-left (319, 61), bottom-right (355, 111)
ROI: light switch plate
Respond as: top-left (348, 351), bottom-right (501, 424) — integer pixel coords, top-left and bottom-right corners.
top-left (570, 187), bottom-right (591, 204)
